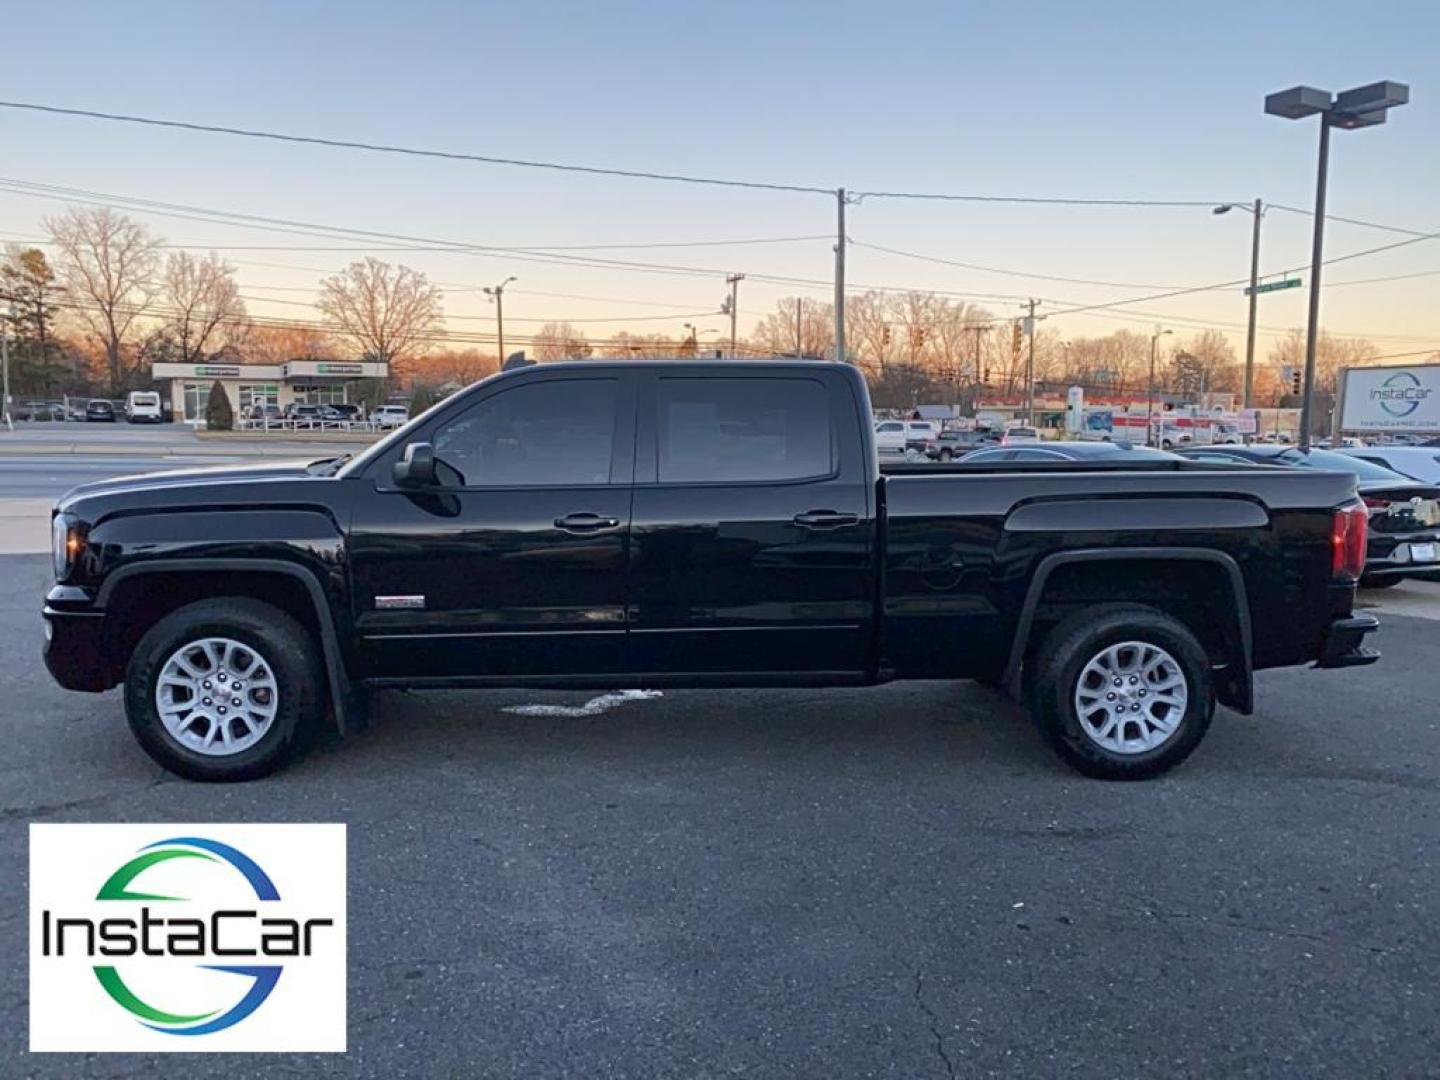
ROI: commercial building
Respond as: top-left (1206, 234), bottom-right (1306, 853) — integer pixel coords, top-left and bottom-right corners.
top-left (151, 359), bottom-right (389, 423)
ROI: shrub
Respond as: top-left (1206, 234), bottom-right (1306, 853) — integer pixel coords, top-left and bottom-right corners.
top-left (204, 380), bottom-right (233, 431)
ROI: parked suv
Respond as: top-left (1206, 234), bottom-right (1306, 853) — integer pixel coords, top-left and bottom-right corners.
top-left (370, 404), bottom-right (410, 429)
top-left (84, 399), bottom-right (116, 422)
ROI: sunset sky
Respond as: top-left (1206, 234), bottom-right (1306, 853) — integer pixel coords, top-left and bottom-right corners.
top-left (0, 0), bottom-right (1436, 362)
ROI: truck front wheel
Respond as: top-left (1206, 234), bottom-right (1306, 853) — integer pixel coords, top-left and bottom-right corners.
top-left (1028, 604), bottom-right (1214, 780)
top-left (124, 598), bottom-right (324, 781)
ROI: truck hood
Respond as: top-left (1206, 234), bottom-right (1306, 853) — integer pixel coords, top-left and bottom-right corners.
top-left (56, 458), bottom-right (333, 511)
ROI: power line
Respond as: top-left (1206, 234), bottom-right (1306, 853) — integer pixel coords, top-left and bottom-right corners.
top-left (0, 100), bottom-right (1245, 210)
top-left (852, 189), bottom-right (1227, 208)
top-left (851, 239), bottom-right (1187, 289)
top-left (1266, 203), bottom-right (1438, 238)
top-left (0, 101), bottom-right (835, 197)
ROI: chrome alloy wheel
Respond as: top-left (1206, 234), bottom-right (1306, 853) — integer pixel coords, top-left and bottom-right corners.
top-left (1073, 640), bottom-right (1189, 754)
top-left (154, 637), bottom-right (279, 756)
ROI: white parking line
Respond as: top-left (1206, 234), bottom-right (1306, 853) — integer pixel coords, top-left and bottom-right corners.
top-left (502, 690), bottom-right (664, 717)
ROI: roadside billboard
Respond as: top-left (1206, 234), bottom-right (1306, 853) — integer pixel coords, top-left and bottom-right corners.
top-left (1337, 364), bottom-right (1440, 433)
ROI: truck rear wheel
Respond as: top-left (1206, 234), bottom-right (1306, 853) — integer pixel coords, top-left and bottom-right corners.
top-left (1028, 604), bottom-right (1213, 780)
top-left (124, 598), bottom-right (323, 782)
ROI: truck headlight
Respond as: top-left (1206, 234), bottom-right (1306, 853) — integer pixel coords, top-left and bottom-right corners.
top-left (52, 513), bottom-right (85, 582)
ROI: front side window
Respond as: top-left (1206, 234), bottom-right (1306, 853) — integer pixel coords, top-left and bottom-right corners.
top-left (657, 377), bottom-right (831, 483)
top-left (430, 379), bottom-right (617, 487)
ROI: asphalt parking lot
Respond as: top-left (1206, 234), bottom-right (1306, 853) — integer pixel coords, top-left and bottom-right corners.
top-left (3, 544), bottom-right (1439, 1077)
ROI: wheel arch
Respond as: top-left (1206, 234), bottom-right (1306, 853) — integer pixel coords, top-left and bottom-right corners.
top-left (97, 558), bottom-right (359, 734)
top-left (1003, 547), bottom-right (1253, 714)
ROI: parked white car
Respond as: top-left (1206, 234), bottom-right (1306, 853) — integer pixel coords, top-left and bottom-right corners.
top-left (124, 390), bottom-right (163, 424)
top-left (1341, 446), bottom-right (1440, 485)
top-left (370, 405), bottom-right (410, 429)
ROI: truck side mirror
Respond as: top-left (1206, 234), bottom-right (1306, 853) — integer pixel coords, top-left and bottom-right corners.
top-left (393, 442), bottom-right (437, 487)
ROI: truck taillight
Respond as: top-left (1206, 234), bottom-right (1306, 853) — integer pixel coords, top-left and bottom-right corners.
top-left (1332, 501), bottom-right (1367, 580)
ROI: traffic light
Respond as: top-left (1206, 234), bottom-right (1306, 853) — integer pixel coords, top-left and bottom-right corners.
top-left (881, 325), bottom-right (891, 347)
top-left (1291, 369), bottom-right (1302, 394)
top-left (983, 366), bottom-right (991, 387)
top-left (1011, 320), bottom-right (1023, 360)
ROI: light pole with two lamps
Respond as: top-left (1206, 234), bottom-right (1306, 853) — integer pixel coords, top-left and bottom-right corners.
top-left (1264, 80), bottom-right (1409, 447)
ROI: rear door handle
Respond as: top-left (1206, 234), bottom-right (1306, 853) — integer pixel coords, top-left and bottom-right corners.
top-left (554, 512), bottom-right (622, 532)
top-left (792, 510), bottom-right (861, 530)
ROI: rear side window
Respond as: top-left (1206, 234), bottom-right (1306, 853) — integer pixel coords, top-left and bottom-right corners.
top-left (657, 377), bottom-right (832, 483)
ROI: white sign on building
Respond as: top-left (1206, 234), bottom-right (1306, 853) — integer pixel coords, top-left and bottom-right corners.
top-left (1336, 364), bottom-right (1440, 433)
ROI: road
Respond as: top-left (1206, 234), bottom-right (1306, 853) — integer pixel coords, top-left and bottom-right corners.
top-left (3, 550), bottom-right (1438, 1077)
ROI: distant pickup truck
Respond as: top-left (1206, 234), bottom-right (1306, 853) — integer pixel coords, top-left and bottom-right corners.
top-left (44, 361), bottom-right (1377, 782)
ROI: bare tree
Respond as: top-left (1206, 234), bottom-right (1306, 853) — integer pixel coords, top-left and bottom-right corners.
top-left (316, 258), bottom-right (443, 372)
top-left (45, 207), bottom-right (161, 392)
top-left (846, 291), bottom-right (897, 372)
top-left (751, 297), bottom-right (832, 359)
top-left (531, 321), bottom-right (593, 360)
top-left (241, 324), bottom-right (337, 364)
top-left (163, 252), bottom-right (246, 363)
top-left (1268, 328), bottom-right (1379, 398)
top-left (604, 332), bottom-right (679, 359)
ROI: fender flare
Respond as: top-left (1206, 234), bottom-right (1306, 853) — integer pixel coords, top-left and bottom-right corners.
top-left (97, 558), bottom-right (360, 734)
top-left (1002, 547), bottom-right (1253, 713)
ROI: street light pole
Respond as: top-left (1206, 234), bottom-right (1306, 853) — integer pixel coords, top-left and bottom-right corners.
top-left (1298, 118), bottom-right (1331, 449)
top-left (1021, 299), bottom-right (1040, 423)
top-left (1265, 80), bottom-right (1409, 449)
top-left (483, 276), bottom-right (517, 365)
top-left (725, 273), bottom-right (744, 359)
top-left (1244, 198), bottom-right (1262, 416)
top-left (1146, 328), bottom-right (1172, 448)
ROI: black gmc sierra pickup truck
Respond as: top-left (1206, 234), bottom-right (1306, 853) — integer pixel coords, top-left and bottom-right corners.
top-left (43, 361), bottom-right (1378, 782)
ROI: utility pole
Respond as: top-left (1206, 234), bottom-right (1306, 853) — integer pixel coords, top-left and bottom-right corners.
top-left (483, 276), bottom-right (517, 365)
top-left (1243, 198), bottom-right (1262, 416)
top-left (1, 303), bottom-right (10, 431)
top-left (1021, 299), bottom-right (1039, 423)
top-left (967, 325), bottom-right (990, 388)
top-left (795, 298), bottom-right (803, 358)
top-left (725, 273), bottom-right (744, 359)
top-left (834, 188), bottom-right (846, 363)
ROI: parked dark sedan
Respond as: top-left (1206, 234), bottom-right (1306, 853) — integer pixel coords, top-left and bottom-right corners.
top-left (1178, 445), bottom-right (1440, 587)
top-left (84, 399), bottom-right (116, 422)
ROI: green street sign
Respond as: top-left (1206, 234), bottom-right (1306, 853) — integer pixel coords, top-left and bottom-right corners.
top-left (1244, 278), bottom-right (1302, 296)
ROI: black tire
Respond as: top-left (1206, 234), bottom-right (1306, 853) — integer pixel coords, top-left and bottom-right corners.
top-left (1359, 575), bottom-right (1403, 590)
top-left (939, 449), bottom-right (953, 461)
top-left (1027, 604), bottom-right (1214, 781)
top-left (124, 598), bottom-right (324, 781)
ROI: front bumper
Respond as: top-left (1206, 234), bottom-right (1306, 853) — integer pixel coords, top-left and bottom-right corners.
top-left (42, 605), bottom-right (113, 691)
top-left (1315, 614), bottom-right (1380, 669)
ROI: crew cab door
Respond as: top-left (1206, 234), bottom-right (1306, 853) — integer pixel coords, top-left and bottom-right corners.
top-left (348, 371), bottom-right (636, 680)
top-left (626, 370), bottom-right (876, 676)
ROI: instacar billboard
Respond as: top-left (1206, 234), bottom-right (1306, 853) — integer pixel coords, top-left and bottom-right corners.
top-left (1337, 364), bottom-right (1440, 433)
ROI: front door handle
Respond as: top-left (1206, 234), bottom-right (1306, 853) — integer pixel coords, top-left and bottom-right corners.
top-left (792, 510), bottom-right (861, 530)
top-left (554, 512), bottom-right (622, 532)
